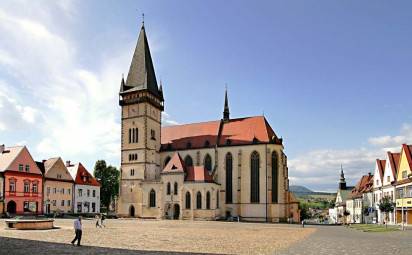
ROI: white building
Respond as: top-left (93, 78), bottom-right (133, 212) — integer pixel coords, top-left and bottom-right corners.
top-left (373, 159), bottom-right (385, 223)
top-left (381, 152), bottom-right (400, 224)
top-left (67, 162), bottom-right (101, 214)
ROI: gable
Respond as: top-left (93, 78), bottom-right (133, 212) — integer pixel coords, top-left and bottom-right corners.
top-left (397, 145), bottom-right (412, 181)
top-left (7, 147), bottom-right (42, 175)
top-left (45, 158), bottom-right (73, 181)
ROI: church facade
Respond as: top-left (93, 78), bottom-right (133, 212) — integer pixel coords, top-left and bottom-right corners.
top-left (116, 23), bottom-right (299, 222)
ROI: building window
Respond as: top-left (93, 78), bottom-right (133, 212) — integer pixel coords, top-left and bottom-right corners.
top-left (52, 200), bottom-right (57, 206)
top-left (225, 152), bottom-right (233, 204)
top-left (47, 187), bottom-right (50, 195)
top-left (19, 164), bottom-right (23, 171)
top-left (134, 128), bottom-right (138, 143)
top-left (250, 151), bottom-right (260, 203)
top-left (149, 189), bottom-right (156, 207)
top-left (93, 190), bottom-right (96, 197)
top-left (77, 202), bottom-right (82, 212)
top-left (57, 174), bottom-right (62, 179)
top-left (151, 129), bottom-right (156, 140)
top-left (24, 201), bottom-right (30, 212)
top-left (61, 200), bottom-right (65, 206)
top-left (24, 182), bottom-right (30, 193)
top-left (196, 192), bottom-right (202, 209)
top-left (92, 202), bottom-right (96, 212)
top-left (184, 155), bottom-right (193, 167)
top-left (32, 183), bottom-right (38, 193)
top-left (78, 189), bottom-right (83, 197)
top-left (206, 191), bottom-right (211, 209)
top-left (62, 188), bottom-right (65, 194)
top-left (164, 156), bottom-right (171, 168)
top-left (68, 200), bottom-right (71, 206)
top-left (272, 151), bottom-right (278, 203)
top-left (87, 189), bottom-right (90, 197)
top-left (9, 180), bottom-right (16, 192)
top-left (129, 128), bottom-right (131, 143)
top-left (174, 182), bottom-right (178, 195)
top-left (68, 189), bottom-right (71, 195)
top-left (185, 192), bottom-right (191, 209)
top-left (129, 128), bottom-right (139, 143)
top-left (53, 188), bottom-right (57, 194)
top-left (25, 165), bottom-right (30, 172)
top-left (217, 190), bottom-right (219, 208)
top-left (402, 171), bottom-right (407, 179)
top-left (130, 169), bottom-right (135, 176)
top-left (204, 154), bottom-right (212, 172)
top-left (167, 182), bottom-right (171, 195)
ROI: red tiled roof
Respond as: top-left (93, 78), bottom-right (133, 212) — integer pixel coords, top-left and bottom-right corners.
top-left (161, 116), bottom-right (281, 150)
top-left (161, 120), bottom-right (220, 150)
top-left (68, 163), bottom-right (100, 186)
top-left (162, 153), bottom-right (185, 173)
top-left (376, 159), bottom-right (386, 180)
top-left (388, 152), bottom-right (400, 179)
top-left (350, 174), bottom-right (374, 199)
top-left (402, 144), bottom-right (412, 172)
top-left (185, 166), bottom-right (214, 182)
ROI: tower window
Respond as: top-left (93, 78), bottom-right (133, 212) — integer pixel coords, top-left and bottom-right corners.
top-left (149, 189), bottom-right (156, 208)
top-left (130, 169), bottom-right (135, 176)
top-left (151, 129), bottom-right (156, 140)
top-left (167, 182), bottom-right (171, 195)
top-left (129, 128), bottom-right (138, 143)
top-left (174, 182), bottom-right (178, 195)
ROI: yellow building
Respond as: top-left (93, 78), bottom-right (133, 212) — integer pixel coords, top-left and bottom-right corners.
top-left (39, 158), bottom-right (74, 214)
top-left (395, 144), bottom-right (412, 224)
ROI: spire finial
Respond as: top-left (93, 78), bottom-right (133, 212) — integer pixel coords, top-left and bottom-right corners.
top-left (142, 13), bottom-right (145, 26)
top-left (223, 85), bottom-right (230, 122)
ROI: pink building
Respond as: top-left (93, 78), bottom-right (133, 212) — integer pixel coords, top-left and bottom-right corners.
top-left (0, 145), bottom-right (43, 215)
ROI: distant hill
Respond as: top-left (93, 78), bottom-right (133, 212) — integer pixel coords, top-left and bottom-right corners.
top-left (290, 185), bottom-right (335, 197)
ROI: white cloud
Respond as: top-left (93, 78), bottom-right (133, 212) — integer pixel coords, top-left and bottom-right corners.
top-left (162, 112), bottom-right (179, 126)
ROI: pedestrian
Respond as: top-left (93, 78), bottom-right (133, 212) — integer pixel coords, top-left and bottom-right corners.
top-left (95, 214), bottom-right (101, 228)
top-left (71, 216), bottom-right (82, 246)
top-left (301, 219), bottom-right (305, 228)
top-left (101, 213), bottom-right (106, 228)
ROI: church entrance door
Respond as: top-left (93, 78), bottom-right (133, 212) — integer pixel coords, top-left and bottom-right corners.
top-left (129, 205), bottom-right (135, 217)
top-left (173, 204), bottom-right (180, 219)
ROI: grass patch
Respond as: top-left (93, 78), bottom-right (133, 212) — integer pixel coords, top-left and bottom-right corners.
top-left (348, 224), bottom-right (399, 232)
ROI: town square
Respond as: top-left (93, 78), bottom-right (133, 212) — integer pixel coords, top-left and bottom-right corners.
top-left (1, 0), bottom-right (412, 254)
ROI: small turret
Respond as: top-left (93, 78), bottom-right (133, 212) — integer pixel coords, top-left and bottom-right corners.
top-left (223, 87), bottom-right (230, 122)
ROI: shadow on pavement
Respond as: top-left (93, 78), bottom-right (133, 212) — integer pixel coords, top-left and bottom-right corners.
top-left (0, 236), bottom-right (214, 255)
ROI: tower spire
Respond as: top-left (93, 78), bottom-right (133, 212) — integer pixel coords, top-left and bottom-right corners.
top-left (339, 164), bottom-right (347, 190)
top-left (223, 85), bottom-right (230, 121)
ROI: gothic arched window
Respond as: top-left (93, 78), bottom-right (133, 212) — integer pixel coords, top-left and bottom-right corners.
top-left (204, 154), bottom-right (212, 172)
top-left (149, 189), bottom-right (156, 207)
top-left (164, 156), bottom-right (171, 168)
top-left (250, 151), bottom-right (260, 203)
top-left (272, 151), bottom-right (279, 203)
top-left (206, 191), bottom-right (211, 209)
top-left (174, 182), bottom-right (178, 195)
top-left (128, 129), bottom-right (131, 143)
top-left (185, 192), bottom-right (191, 209)
top-left (167, 182), bottom-right (171, 195)
top-left (225, 152), bottom-right (233, 204)
top-left (196, 191), bottom-right (202, 209)
top-left (184, 155), bottom-right (193, 167)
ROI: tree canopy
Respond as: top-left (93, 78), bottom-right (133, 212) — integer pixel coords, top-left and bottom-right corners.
top-left (94, 160), bottom-right (120, 210)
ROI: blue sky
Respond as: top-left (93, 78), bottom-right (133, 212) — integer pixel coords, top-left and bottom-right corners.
top-left (1, 0), bottom-right (412, 191)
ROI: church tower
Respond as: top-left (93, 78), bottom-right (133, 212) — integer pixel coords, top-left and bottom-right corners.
top-left (117, 22), bottom-right (164, 217)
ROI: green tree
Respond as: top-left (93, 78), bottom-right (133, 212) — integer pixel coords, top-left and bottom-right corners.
top-left (94, 160), bottom-right (120, 211)
top-left (378, 196), bottom-right (395, 227)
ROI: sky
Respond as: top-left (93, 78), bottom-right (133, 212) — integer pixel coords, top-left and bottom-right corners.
top-left (1, 0), bottom-right (412, 192)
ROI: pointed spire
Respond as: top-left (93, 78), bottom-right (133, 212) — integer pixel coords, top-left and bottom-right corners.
top-left (223, 85), bottom-right (230, 121)
top-left (120, 73), bottom-right (127, 92)
top-left (339, 165), bottom-right (347, 190)
top-left (124, 21), bottom-right (162, 99)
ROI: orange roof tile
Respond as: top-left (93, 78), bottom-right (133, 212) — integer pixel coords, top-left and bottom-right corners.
top-left (376, 159), bottom-right (386, 180)
top-left (185, 166), bottom-right (214, 182)
top-left (388, 152), bottom-right (400, 179)
top-left (68, 163), bottom-right (100, 186)
top-left (350, 174), bottom-right (374, 199)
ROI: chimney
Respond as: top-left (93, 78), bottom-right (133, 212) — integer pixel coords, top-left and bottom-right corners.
top-left (0, 144), bottom-right (4, 153)
top-left (66, 160), bottom-right (71, 167)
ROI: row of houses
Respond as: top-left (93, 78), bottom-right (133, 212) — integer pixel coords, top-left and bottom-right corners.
top-left (0, 144), bottom-right (100, 215)
top-left (329, 143), bottom-right (412, 225)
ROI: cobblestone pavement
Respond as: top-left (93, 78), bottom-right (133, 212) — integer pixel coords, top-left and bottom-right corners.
top-left (278, 225), bottom-right (412, 255)
top-left (0, 219), bottom-right (314, 254)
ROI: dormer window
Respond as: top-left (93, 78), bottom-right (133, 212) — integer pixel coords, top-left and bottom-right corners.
top-left (204, 140), bottom-right (210, 147)
top-left (226, 139), bottom-right (231, 145)
top-left (252, 137), bottom-right (259, 144)
top-left (186, 142), bottom-right (192, 149)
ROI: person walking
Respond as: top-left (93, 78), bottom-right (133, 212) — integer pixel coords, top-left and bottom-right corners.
top-left (95, 214), bottom-right (101, 228)
top-left (101, 213), bottom-right (106, 228)
top-left (301, 219), bottom-right (305, 228)
top-left (71, 216), bottom-right (82, 246)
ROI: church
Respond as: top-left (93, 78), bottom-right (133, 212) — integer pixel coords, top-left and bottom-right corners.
top-left (116, 22), bottom-right (299, 222)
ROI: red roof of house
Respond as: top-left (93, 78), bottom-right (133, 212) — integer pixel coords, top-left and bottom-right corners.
top-left (161, 116), bottom-right (281, 150)
top-left (68, 163), bottom-right (100, 186)
top-left (162, 153), bottom-right (185, 173)
top-left (185, 166), bottom-right (214, 182)
top-left (376, 159), bottom-right (386, 180)
top-left (350, 174), bottom-right (374, 199)
top-left (388, 152), bottom-right (400, 179)
top-left (402, 144), bottom-right (412, 172)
